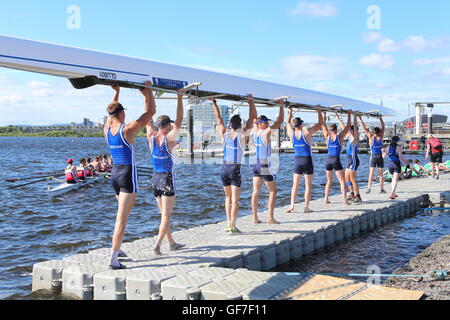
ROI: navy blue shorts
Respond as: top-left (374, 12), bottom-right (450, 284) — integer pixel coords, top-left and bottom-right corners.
top-left (111, 165), bottom-right (138, 196)
top-left (370, 154), bottom-right (384, 168)
top-left (252, 162), bottom-right (275, 182)
top-left (152, 172), bottom-right (176, 198)
top-left (326, 156), bottom-right (344, 172)
top-left (294, 156), bottom-right (314, 175)
top-left (388, 161), bottom-right (402, 175)
top-left (347, 155), bottom-right (360, 171)
top-left (221, 164), bottom-right (242, 187)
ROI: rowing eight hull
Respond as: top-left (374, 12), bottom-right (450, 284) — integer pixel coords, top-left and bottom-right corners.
top-left (0, 34), bottom-right (394, 115)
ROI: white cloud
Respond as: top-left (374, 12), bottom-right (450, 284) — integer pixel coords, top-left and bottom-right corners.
top-left (358, 54), bottom-right (395, 70)
top-left (362, 32), bottom-right (383, 43)
top-left (28, 80), bottom-right (50, 89)
top-left (31, 89), bottom-right (54, 97)
top-left (442, 68), bottom-right (450, 75)
top-left (412, 58), bottom-right (434, 66)
top-left (281, 55), bottom-right (343, 80)
top-left (290, 2), bottom-right (337, 17)
top-left (364, 33), bottom-right (447, 53)
top-left (0, 94), bottom-right (25, 103)
top-left (377, 38), bottom-right (400, 53)
top-left (402, 36), bottom-right (428, 52)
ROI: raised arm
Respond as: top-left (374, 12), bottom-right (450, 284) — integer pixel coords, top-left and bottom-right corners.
top-left (353, 115), bottom-right (359, 143)
top-left (286, 107), bottom-right (294, 140)
top-left (358, 116), bottom-right (372, 140)
top-left (167, 93), bottom-right (185, 141)
top-left (112, 85), bottom-right (120, 102)
top-left (321, 112), bottom-right (329, 139)
top-left (270, 100), bottom-right (285, 130)
top-left (243, 94), bottom-right (257, 133)
top-left (339, 111), bottom-right (352, 143)
top-left (307, 107), bottom-right (324, 135)
top-left (335, 113), bottom-right (345, 130)
top-left (125, 81), bottom-right (156, 136)
top-left (211, 98), bottom-right (226, 137)
top-left (379, 115), bottom-right (385, 137)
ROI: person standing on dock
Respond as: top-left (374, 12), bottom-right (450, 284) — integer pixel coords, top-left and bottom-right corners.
top-left (146, 90), bottom-right (186, 256)
top-left (104, 82), bottom-right (155, 269)
top-left (250, 100), bottom-right (285, 225)
top-left (322, 111), bottom-right (352, 205)
top-left (286, 107), bottom-right (323, 213)
top-left (359, 116), bottom-right (386, 194)
top-left (211, 95), bottom-right (256, 234)
top-left (425, 134), bottom-right (444, 180)
top-left (336, 114), bottom-right (362, 202)
top-left (383, 136), bottom-right (408, 200)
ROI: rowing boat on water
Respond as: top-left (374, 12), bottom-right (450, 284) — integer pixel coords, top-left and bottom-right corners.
top-left (46, 172), bottom-right (109, 196)
top-left (0, 35), bottom-right (394, 116)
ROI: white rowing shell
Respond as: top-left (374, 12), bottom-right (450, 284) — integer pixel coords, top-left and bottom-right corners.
top-left (0, 34), bottom-right (394, 116)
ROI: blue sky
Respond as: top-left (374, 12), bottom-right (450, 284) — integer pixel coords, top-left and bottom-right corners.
top-left (1, 0), bottom-right (450, 125)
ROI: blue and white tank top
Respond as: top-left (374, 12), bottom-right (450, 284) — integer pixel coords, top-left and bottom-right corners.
top-left (107, 124), bottom-right (134, 166)
top-left (254, 130), bottom-right (271, 162)
top-left (150, 136), bottom-right (174, 173)
top-left (371, 136), bottom-right (383, 155)
top-left (347, 137), bottom-right (359, 157)
top-left (223, 132), bottom-right (244, 164)
top-left (327, 135), bottom-right (342, 157)
top-left (293, 130), bottom-right (312, 157)
top-left (388, 145), bottom-right (400, 162)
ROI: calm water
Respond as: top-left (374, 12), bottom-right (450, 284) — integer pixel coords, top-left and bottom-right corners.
top-left (0, 137), bottom-right (437, 299)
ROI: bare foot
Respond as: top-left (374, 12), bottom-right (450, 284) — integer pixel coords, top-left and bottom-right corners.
top-left (344, 202), bottom-right (350, 206)
top-left (268, 219), bottom-right (280, 225)
top-left (304, 208), bottom-right (314, 213)
top-left (324, 200), bottom-right (331, 204)
top-left (286, 207), bottom-right (295, 213)
top-left (253, 219), bottom-right (262, 224)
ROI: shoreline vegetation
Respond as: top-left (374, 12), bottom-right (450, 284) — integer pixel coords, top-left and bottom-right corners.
top-left (0, 126), bottom-right (147, 138)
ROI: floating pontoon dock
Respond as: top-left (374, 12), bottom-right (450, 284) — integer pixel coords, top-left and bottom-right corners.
top-left (31, 174), bottom-right (450, 300)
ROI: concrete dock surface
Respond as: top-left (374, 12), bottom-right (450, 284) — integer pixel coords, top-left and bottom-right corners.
top-left (31, 173), bottom-right (450, 300)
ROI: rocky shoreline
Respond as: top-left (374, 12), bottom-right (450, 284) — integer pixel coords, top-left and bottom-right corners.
top-left (384, 235), bottom-right (450, 300)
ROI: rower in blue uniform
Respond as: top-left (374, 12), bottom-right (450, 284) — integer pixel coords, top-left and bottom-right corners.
top-left (103, 82), bottom-right (155, 270)
top-left (383, 136), bottom-right (408, 200)
top-left (359, 115), bottom-right (386, 194)
top-left (251, 100), bottom-right (284, 225)
top-left (286, 107), bottom-right (323, 213)
top-left (211, 95), bottom-right (256, 234)
top-left (336, 114), bottom-right (362, 202)
top-left (322, 111), bottom-right (352, 205)
top-left (146, 90), bottom-right (186, 256)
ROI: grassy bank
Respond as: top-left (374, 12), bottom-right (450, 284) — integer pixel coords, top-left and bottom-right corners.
top-left (0, 126), bottom-right (146, 137)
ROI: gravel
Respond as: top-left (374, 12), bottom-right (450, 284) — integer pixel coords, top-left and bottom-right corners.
top-left (384, 235), bottom-right (450, 300)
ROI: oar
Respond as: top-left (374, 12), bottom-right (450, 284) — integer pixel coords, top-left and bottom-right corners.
top-left (8, 177), bottom-right (54, 190)
top-left (6, 175), bottom-right (59, 183)
top-left (31, 170), bottom-right (63, 176)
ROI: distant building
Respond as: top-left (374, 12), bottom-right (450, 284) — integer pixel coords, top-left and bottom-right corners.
top-left (189, 102), bottom-right (233, 130)
top-left (83, 118), bottom-right (94, 127)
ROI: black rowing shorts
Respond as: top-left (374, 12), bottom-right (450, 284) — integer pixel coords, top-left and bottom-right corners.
top-left (152, 172), bottom-right (176, 198)
top-left (370, 153), bottom-right (384, 168)
top-left (111, 165), bottom-right (138, 196)
top-left (294, 156), bottom-right (314, 175)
